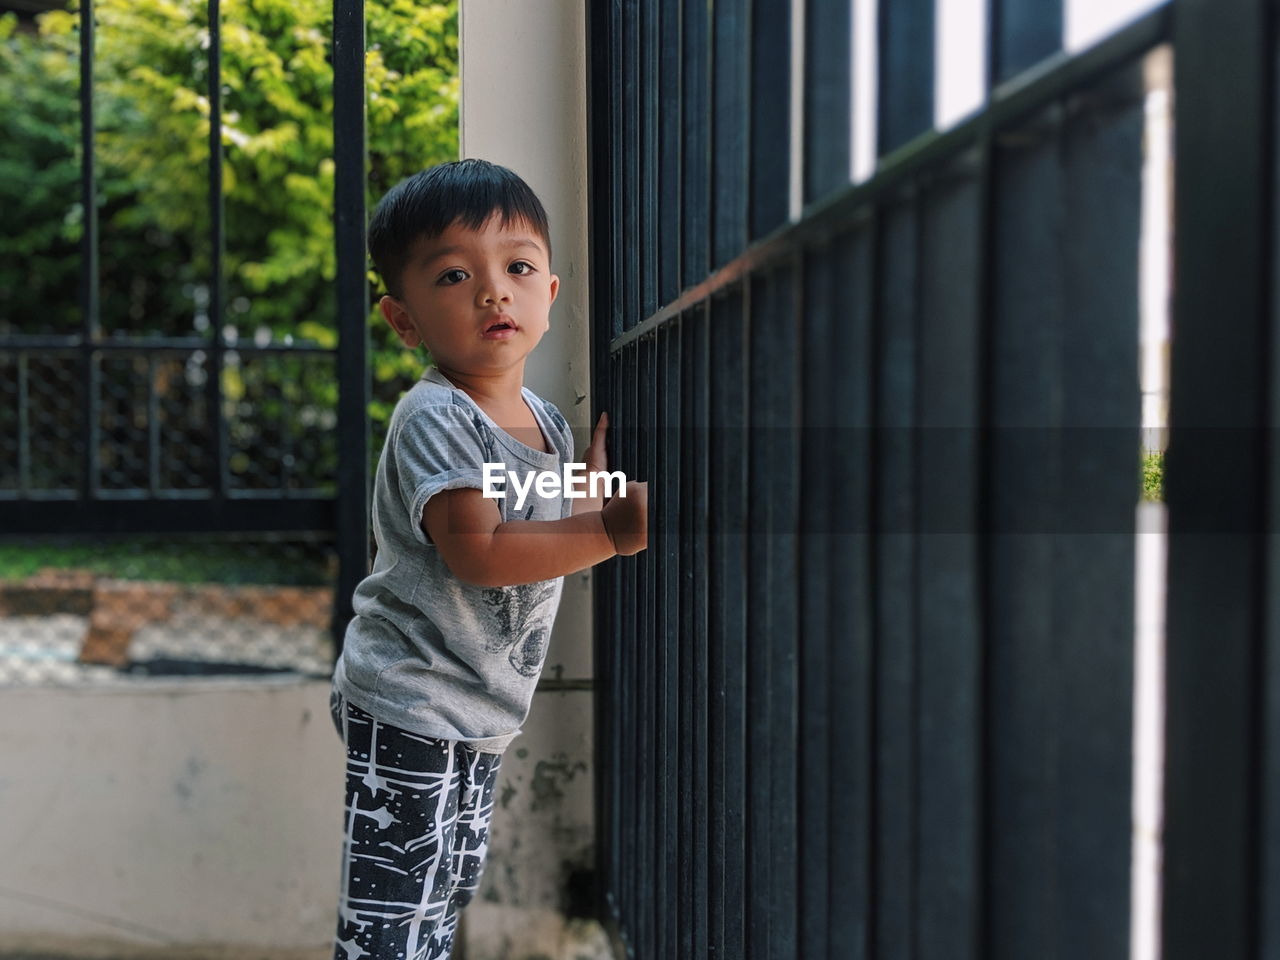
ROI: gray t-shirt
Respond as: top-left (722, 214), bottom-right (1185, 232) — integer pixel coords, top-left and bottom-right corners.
top-left (332, 366), bottom-right (574, 753)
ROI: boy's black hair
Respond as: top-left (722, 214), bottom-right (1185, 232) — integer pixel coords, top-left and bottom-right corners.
top-left (368, 159), bottom-right (552, 298)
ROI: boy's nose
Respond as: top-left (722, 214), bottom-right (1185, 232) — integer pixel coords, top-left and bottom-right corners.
top-left (477, 275), bottom-right (513, 306)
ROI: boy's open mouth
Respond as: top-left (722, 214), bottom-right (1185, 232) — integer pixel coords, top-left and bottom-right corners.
top-left (482, 317), bottom-right (519, 339)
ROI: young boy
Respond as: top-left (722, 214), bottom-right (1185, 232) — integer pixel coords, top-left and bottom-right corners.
top-left (329, 159), bottom-right (647, 960)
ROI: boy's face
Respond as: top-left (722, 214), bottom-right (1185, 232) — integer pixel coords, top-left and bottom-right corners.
top-left (380, 215), bottom-right (559, 379)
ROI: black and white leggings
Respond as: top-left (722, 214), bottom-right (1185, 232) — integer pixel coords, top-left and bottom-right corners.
top-left (331, 692), bottom-right (502, 960)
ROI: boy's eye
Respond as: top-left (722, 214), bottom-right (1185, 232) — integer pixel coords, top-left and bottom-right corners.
top-left (438, 268), bottom-right (468, 285)
top-left (508, 261), bottom-right (535, 276)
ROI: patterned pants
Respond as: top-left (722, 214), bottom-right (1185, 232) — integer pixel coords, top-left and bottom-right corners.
top-left (331, 692), bottom-right (502, 960)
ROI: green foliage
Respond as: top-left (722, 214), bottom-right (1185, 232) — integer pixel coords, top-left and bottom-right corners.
top-left (1142, 450), bottom-right (1164, 503)
top-left (0, 14), bottom-right (82, 332)
top-left (1, 0), bottom-right (457, 461)
top-left (0, 537), bottom-right (331, 585)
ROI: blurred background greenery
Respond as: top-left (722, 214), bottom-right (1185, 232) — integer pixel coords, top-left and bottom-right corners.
top-left (0, 535), bottom-right (332, 584)
top-left (0, 0), bottom-right (458, 470)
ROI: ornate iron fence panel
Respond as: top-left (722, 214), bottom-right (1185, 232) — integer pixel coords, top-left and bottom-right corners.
top-left (0, 0), bottom-right (368, 682)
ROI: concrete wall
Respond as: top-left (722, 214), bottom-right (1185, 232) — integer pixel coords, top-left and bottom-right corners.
top-left (457, 2), bottom-right (607, 958)
top-left (0, 678), bottom-right (341, 958)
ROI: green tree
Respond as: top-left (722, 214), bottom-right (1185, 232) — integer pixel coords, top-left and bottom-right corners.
top-left (0, 0), bottom-right (457, 483)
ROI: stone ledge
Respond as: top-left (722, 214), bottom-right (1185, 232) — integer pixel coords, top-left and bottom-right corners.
top-left (0, 569), bottom-right (96, 618)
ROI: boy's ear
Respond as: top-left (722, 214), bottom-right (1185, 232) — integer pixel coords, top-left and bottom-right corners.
top-left (548, 274), bottom-right (560, 307)
top-left (380, 295), bottom-right (421, 348)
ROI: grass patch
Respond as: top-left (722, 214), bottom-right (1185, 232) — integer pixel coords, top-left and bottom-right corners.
top-left (0, 537), bottom-right (333, 586)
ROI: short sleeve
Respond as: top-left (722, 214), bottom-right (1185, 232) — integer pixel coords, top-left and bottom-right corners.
top-left (393, 403), bottom-right (496, 545)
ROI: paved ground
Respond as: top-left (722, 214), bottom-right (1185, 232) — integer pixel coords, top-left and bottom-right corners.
top-left (0, 612), bottom-right (332, 685)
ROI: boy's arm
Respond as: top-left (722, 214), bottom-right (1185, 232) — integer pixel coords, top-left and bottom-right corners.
top-left (423, 481), bottom-right (647, 587)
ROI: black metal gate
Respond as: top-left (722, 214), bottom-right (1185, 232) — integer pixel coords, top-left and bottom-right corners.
top-left (589, 0), bottom-right (1280, 956)
top-left (0, 0), bottom-right (369, 652)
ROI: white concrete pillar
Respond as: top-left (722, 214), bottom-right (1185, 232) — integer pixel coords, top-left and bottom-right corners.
top-left (459, 4), bottom-right (609, 959)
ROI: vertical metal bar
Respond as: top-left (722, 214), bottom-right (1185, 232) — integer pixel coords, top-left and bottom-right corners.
top-left (804, 0), bottom-right (852, 204)
top-left (624, 339), bottom-right (633, 954)
top-left (972, 137), bottom-right (997, 960)
top-left (616, 349), bottom-right (628, 936)
top-left (79, 0), bottom-right (99, 502)
top-left (595, 526), bottom-right (613, 933)
top-left (332, 0), bottom-right (368, 651)
top-left (658, 0), bottom-right (682, 306)
top-left (827, 223), bottom-right (876, 960)
top-left (1165, 0), bottom-right (1272, 951)
top-left (660, 327), bottom-right (670, 957)
top-left (799, 246), bottom-right (834, 960)
top-left (988, 0), bottom-right (1063, 89)
top-left (663, 325), bottom-right (682, 960)
top-left (278, 357), bottom-right (293, 491)
top-left (148, 353), bottom-right (160, 495)
top-left (873, 198), bottom-right (920, 960)
top-left (640, 335), bottom-right (655, 956)
top-left (96, 357), bottom-right (111, 490)
top-left (709, 286), bottom-right (748, 960)
top-left (915, 165), bottom-right (983, 960)
top-left (585, 0), bottom-right (614, 926)
top-left (632, 272), bottom-right (648, 954)
top-left (616, 345), bottom-right (628, 934)
top-left (206, 0), bottom-right (228, 499)
top-left (609, 350), bottom-right (625, 926)
top-left (986, 106), bottom-right (1064, 960)
top-left (745, 274), bottom-right (773, 960)
top-left (600, 362), bottom-right (612, 921)
top-left (744, 264), bottom-right (800, 958)
top-left (624, 337), bottom-right (634, 947)
top-left (877, 0), bottom-right (934, 155)
top-left (680, 306), bottom-right (710, 959)
top-left (641, 0), bottom-right (659, 319)
top-left (622, 343), bottom-right (637, 942)
top-left (648, 332), bottom-right (660, 953)
top-left (751, 0), bottom-right (791, 239)
top-left (609, 0), bottom-right (625, 338)
top-left (272, 360), bottom-right (288, 496)
top-left (768, 262), bottom-right (801, 959)
top-left (682, 0), bottom-right (711, 288)
top-left (637, 338), bottom-right (648, 954)
top-left (727, 288), bottom-right (749, 960)
top-left (690, 306), bottom-right (710, 960)
top-left (18, 353), bottom-right (30, 495)
top-left (1055, 67), bottom-right (1141, 954)
top-left (678, 314), bottom-right (695, 959)
top-left (622, 0), bottom-right (640, 328)
top-left (713, 0), bottom-right (749, 267)
top-left (586, 0), bottom-right (619, 927)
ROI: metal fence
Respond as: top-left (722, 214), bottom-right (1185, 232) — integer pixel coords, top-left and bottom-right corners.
top-left (586, 0), bottom-right (1271, 956)
top-left (0, 0), bottom-right (368, 682)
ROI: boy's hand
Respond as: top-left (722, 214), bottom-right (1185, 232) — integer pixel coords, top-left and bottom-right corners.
top-left (572, 412), bottom-right (611, 517)
top-left (584, 412), bottom-right (608, 474)
top-left (601, 480), bottom-right (648, 556)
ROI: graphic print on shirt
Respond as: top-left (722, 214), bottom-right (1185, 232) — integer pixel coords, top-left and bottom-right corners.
top-left (480, 579), bottom-right (558, 678)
